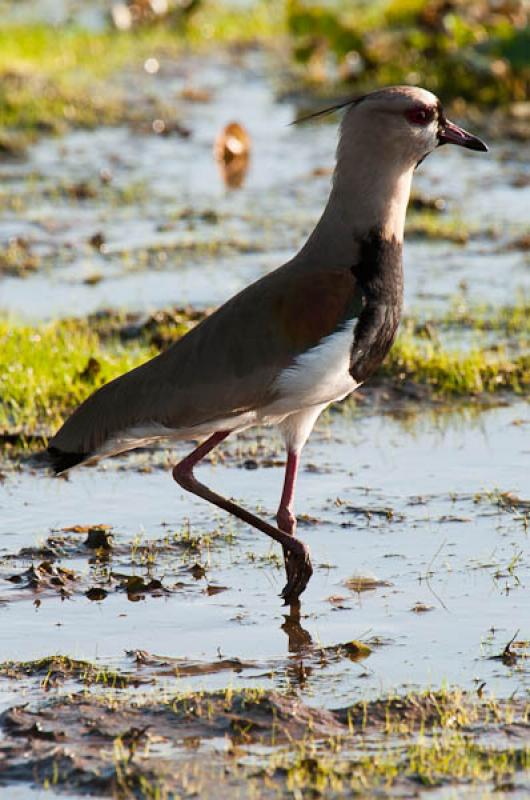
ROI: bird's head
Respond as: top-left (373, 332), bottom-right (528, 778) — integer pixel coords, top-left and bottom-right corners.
top-left (338, 85), bottom-right (487, 170)
top-left (295, 86), bottom-right (487, 241)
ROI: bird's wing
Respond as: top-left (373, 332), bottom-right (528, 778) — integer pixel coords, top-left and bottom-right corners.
top-left (48, 262), bottom-right (362, 460)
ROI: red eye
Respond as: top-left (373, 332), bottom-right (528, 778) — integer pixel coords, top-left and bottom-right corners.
top-left (405, 107), bottom-right (433, 125)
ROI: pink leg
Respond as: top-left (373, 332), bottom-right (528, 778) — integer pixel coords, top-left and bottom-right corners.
top-left (173, 433), bottom-right (312, 604)
top-left (276, 449), bottom-right (299, 535)
top-left (276, 449), bottom-right (302, 604)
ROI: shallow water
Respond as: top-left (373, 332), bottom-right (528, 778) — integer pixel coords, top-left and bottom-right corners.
top-left (2, 401), bottom-right (528, 709)
top-left (1, 51), bottom-right (529, 320)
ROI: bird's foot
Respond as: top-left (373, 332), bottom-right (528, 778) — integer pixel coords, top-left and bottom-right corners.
top-left (280, 537), bottom-right (313, 605)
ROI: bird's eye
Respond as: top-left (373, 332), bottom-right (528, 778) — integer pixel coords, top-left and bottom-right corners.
top-left (405, 107), bottom-right (433, 126)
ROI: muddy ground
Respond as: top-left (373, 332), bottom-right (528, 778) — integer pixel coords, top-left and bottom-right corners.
top-left (1, 17), bottom-right (529, 800)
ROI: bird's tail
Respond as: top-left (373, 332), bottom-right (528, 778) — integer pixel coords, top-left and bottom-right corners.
top-left (46, 353), bottom-right (167, 474)
top-left (47, 446), bottom-right (91, 475)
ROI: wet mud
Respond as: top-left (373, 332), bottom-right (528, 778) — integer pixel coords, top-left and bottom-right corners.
top-left (1, 686), bottom-right (529, 798)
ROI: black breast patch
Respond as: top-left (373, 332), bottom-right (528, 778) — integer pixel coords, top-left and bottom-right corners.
top-left (349, 231), bottom-right (403, 383)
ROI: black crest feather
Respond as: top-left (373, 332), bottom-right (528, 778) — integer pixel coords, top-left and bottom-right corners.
top-left (290, 94), bottom-right (366, 126)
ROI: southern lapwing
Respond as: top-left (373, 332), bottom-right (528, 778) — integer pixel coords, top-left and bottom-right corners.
top-left (48, 86), bottom-right (487, 604)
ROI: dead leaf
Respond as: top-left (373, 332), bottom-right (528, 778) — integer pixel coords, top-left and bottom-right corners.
top-left (88, 231), bottom-right (105, 250)
top-left (344, 575), bottom-right (392, 593)
top-left (85, 587), bottom-right (108, 602)
top-left (84, 528), bottom-right (113, 550)
top-left (205, 584), bottom-right (228, 596)
top-left (61, 524), bottom-right (112, 534)
top-left (410, 602), bottom-right (434, 613)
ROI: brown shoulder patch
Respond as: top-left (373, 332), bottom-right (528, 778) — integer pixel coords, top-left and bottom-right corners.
top-left (272, 270), bottom-right (359, 352)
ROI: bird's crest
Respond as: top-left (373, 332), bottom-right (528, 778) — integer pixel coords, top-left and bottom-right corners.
top-left (290, 95), bottom-right (366, 125)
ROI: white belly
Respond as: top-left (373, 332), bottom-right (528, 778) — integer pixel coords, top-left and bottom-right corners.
top-left (263, 320), bottom-right (358, 417)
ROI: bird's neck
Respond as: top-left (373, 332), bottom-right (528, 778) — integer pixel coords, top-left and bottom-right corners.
top-left (298, 152), bottom-right (414, 267)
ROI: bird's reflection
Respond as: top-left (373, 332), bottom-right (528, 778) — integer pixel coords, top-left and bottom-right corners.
top-left (281, 602), bottom-right (314, 689)
top-left (281, 602), bottom-right (313, 653)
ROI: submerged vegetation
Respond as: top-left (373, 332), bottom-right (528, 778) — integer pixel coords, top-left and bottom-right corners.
top-left (1, 299), bottom-right (528, 443)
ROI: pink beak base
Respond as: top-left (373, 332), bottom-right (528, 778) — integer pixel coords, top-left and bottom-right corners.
top-left (438, 119), bottom-right (488, 152)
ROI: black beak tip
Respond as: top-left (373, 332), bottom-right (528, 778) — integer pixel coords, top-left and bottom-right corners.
top-left (471, 137), bottom-right (488, 153)
top-left (438, 120), bottom-right (489, 153)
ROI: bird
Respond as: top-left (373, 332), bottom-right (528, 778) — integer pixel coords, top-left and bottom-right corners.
top-left (47, 86), bottom-right (487, 605)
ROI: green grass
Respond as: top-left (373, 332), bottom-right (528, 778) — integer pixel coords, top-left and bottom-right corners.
top-left (0, 0), bottom-right (527, 149)
top-left (384, 330), bottom-right (529, 395)
top-left (0, 26), bottom-right (139, 140)
top-left (0, 25), bottom-right (146, 79)
top-left (0, 680), bottom-right (527, 796)
top-left (273, 733), bottom-right (530, 795)
top-left (441, 297), bottom-right (530, 336)
top-left (0, 654), bottom-right (130, 689)
top-left (264, 686), bottom-right (530, 795)
top-left (185, 0), bottom-right (285, 44)
top-left (0, 4), bottom-right (283, 79)
top-left (406, 211), bottom-right (475, 244)
top-left (0, 318), bottom-right (153, 435)
top-left (61, 686), bottom-right (530, 795)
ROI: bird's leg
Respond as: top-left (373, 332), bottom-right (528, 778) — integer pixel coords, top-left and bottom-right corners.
top-left (277, 449), bottom-right (299, 536)
top-left (276, 449), bottom-right (300, 595)
top-left (172, 433), bottom-right (312, 604)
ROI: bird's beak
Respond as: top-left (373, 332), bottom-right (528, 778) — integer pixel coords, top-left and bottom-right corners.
top-left (438, 119), bottom-right (488, 152)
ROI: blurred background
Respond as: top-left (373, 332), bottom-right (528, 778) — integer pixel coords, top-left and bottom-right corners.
top-left (1, 0), bottom-right (530, 149)
top-left (0, 0), bottom-right (528, 388)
